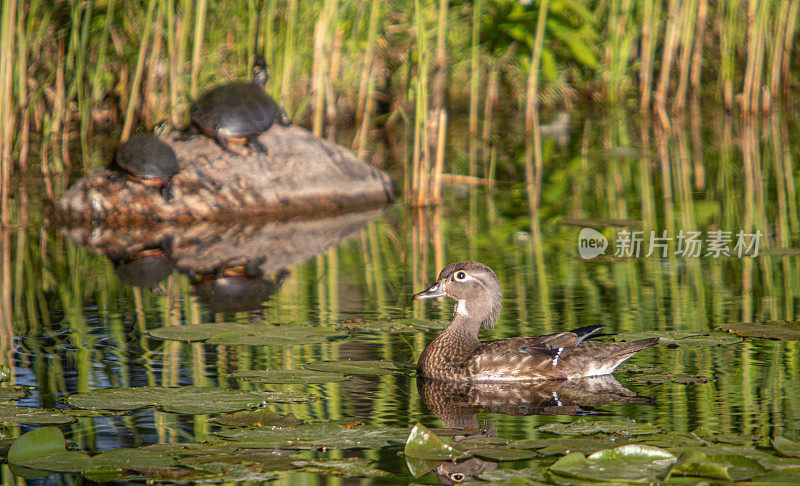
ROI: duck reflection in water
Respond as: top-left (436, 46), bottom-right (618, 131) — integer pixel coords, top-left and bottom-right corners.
top-left (416, 375), bottom-right (653, 484)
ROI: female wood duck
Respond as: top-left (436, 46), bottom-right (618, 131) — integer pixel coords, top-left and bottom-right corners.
top-left (413, 261), bottom-right (659, 382)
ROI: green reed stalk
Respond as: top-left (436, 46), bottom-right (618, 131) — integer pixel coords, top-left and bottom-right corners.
top-left (144, 6), bottom-right (165, 127)
top-left (607, 0), bottom-right (633, 103)
top-left (246, 0), bottom-right (256, 69)
top-left (524, 0), bottom-right (549, 216)
top-left (431, 0), bottom-right (447, 116)
top-left (674, 0), bottom-right (697, 109)
top-left (165, 0), bottom-right (179, 125)
top-left (280, 0), bottom-right (297, 107)
top-left (92, 0), bottom-right (115, 103)
top-left (468, 0), bottom-right (481, 177)
top-left (121, 0), bottom-right (158, 141)
top-left (355, 0), bottom-right (381, 130)
top-left (413, 0), bottom-right (430, 205)
top-left (190, 0), bottom-right (207, 98)
top-left (14, 0), bottom-right (28, 171)
top-left (780, 0), bottom-right (799, 97)
top-left (654, 0), bottom-right (682, 124)
top-left (177, 0), bottom-right (192, 82)
top-left (0, 0), bottom-right (16, 226)
top-left (689, 0), bottom-right (707, 94)
top-left (769, 0), bottom-right (790, 96)
top-left (262, 0), bottom-right (277, 71)
top-left (639, 0), bottom-right (653, 112)
top-left (720, 0), bottom-right (740, 110)
top-left (311, 1), bottom-right (330, 137)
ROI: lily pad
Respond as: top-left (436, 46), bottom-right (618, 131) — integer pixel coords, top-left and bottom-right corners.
top-left (178, 450), bottom-right (299, 473)
top-left (227, 369), bottom-right (349, 384)
top-left (465, 446), bottom-right (540, 461)
top-left (664, 450), bottom-right (767, 481)
top-left (337, 318), bottom-right (449, 333)
top-left (404, 423), bottom-right (461, 460)
top-left (547, 445), bottom-right (676, 484)
top-left (213, 410), bottom-right (303, 428)
top-left (148, 323), bottom-right (345, 346)
top-left (613, 330), bottom-right (741, 347)
top-left (292, 458), bottom-right (390, 478)
top-left (719, 322), bottom-right (800, 341)
top-left (8, 427), bottom-right (174, 473)
top-left (477, 467), bottom-right (550, 483)
top-left (512, 437), bottom-right (638, 455)
top-left (0, 386), bottom-right (27, 402)
top-left (538, 418), bottom-right (661, 436)
top-left (304, 360), bottom-right (400, 376)
top-left (628, 373), bottom-right (711, 385)
top-left (217, 421), bottom-right (408, 450)
top-left (66, 386), bottom-right (311, 414)
top-left (0, 404), bottom-right (75, 425)
top-left (772, 436), bottom-right (800, 458)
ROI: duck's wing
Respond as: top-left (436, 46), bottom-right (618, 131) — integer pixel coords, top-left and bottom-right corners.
top-left (467, 328), bottom-right (658, 382)
top-left (467, 337), bottom-right (571, 381)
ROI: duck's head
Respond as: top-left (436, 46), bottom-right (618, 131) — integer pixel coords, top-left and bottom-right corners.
top-left (413, 261), bottom-right (502, 330)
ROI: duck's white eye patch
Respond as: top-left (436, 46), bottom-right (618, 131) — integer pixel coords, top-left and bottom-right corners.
top-left (453, 270), bottom-right (468, 281)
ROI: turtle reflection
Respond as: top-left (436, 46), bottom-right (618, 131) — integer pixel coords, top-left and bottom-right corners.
top-left (193, 266), bottom-right (289, 313)
top-left (111, 247), bottom-right (174, 291)
top-left (416, 375), bottom-right (652, 484)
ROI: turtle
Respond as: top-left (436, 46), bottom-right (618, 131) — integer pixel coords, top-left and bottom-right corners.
top-left (112, 133), bottom-right (179, 199)
top-left (182, 56), bottom-right (291, 155)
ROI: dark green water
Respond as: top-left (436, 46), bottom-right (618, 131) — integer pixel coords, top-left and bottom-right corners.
top-left (4, 110), bottom-right (800, 483)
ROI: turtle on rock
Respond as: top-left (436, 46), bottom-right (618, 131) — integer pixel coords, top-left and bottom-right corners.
top-left (112, 133), bottom-right (179, 199)
top-left (180, 56), bottom-right (291, 155)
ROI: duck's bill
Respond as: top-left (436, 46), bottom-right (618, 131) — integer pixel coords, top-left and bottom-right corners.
top-left (412, 282), bottom-right (446, 300)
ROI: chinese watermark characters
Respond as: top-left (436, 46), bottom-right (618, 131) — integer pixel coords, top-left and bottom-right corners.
top-left (578, 228), bottom-right (762, 260)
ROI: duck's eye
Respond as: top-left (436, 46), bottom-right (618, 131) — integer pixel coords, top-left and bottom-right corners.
top-left (454, 270), bottom-right (468, 282)
top-left (450, 473), bottom-right (465, 482)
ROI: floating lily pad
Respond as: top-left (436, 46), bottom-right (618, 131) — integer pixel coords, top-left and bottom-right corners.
top-left (148, 323), bottom-right (345, 346)
top-left (304, 360), bottom-right (400, 376)
top-left (404, 423), bottom-right (461, 460)
top-left (512, 437), bottom-right (637, 455)
top-left (772, 436), bottom-right (800, 458)
top-left (628, 373), bottom-right (711, 385)
top-left (213, 410), bottom-right (303, 428)
top-left (178, 450), bottom-right (299, 473)
top-left (477, 467), bottom-right (550, 483)
top-left (719, 322), bottom-right (800, 341)
top-left (665, 450), bottom-right (768, 482)
top-left (217, 421), bottom-right (408, 450)
top-left (227, 369), bottom-right (349, 384)
top-left (292, 458), bottom-right (390, 478)
top-left (66, 386), bottom-right (311, 414)
top-left (547, 445), bottom-right (676, 484)
top-left (465, 446), bottom-right (540, 462)
top-left (613, 330), bottom-right (741, 347)
top-left (0, 404), bottom-right (74, 425)
top-left (337, 318), bottom-right (449, 333)
top-left (0, 386), bottom-right (27, 402)
top-left (538, 418), bottom-right (661, 436)
top-left (8, 427), bottom-right (174, 473)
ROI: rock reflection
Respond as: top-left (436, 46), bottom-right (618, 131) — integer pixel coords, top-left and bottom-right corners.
top-left (417, 375), bottom-right (652, 484)
top-left (59, 208), bottom-right (385, 312)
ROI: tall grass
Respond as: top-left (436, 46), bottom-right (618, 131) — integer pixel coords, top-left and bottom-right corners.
top-left (0, 0), bottom-right (798, 205)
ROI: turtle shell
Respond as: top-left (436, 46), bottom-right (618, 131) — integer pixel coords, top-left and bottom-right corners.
top-left (190, 82), bottom-right (281, 141)
top-left (114, 133), bottom-right (179, 184)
